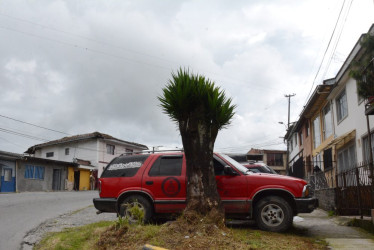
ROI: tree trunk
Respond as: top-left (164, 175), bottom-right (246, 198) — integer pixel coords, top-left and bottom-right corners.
top-left (179, 108), bottom-right (224, 220)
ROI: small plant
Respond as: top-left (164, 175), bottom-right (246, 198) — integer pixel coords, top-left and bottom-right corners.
top-left (116, 214), bottom-right (129, 230)
top-left (327, 210), bottom-right (336, 217)
top-left (123, 199), bottom-right (145, 225)
top-left (253, 231), bottom-right (262, 237)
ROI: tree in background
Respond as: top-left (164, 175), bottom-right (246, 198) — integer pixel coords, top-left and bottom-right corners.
top-left (159, 68), bottom-right (236, 222)
top-left (350, 33), bottom-right (374, 99)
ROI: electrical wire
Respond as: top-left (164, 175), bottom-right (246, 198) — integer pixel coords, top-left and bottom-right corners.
top-left (304, 0), bottom-right (347, 104)
top-left (321, 0), bottom-right (353, 80)
top-left (0, 114), bottom-right (70, 135)
top-left (0, 13), bottom-right (284, 94)
top-left (0, 128), bottom-right (49, 142)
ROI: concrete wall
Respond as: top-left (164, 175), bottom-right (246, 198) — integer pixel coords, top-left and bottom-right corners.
top-left (17, 160), bottom-right (68, 192)
top-left (97, 139), bottom-right (144, 176)
top-left (34, 140), bottom-right (99, 165)
top-left (33, 138), bottom-right (145, 178)
top-left (315, 188), bottom-right (336, 212)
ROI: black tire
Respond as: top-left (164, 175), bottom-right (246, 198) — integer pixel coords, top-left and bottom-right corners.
top-left (119, 195), bottom-right (153, 224)
top-left (254, 196), bottom-right (293, 232)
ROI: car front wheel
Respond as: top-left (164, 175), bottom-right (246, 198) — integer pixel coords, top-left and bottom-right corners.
top-left (254, 196), bottom-right (293, 232)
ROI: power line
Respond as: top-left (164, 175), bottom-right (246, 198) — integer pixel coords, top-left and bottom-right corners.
top-left (321, 0), bottom-right (353, 80)
top-left (0, 12), bottom-right (179, 67)
top-left (0, 25), bottom-right (174, 71)
top-left (0, 14), bottom-right (284, 94)
top-left (304, 0), bottom-right (347, 104)
top-left (0, 136), bottom-right (25, 149)
top-left (0, 114), bottom-right (71, 135)
top-left (0, 128), bottom-right (49, 142)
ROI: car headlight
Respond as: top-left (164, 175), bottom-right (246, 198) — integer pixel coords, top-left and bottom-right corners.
top-left (302, 185), bottom-right (310, 197)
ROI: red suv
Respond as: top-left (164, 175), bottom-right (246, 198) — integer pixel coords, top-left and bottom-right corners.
top-left (93, 152), bottom-right (317, 232)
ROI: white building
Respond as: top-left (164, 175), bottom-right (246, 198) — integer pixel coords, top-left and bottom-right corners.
top-left (325, 24), bottom-right (374, 172)
top-left (26, 132), bottom-right (148, 177)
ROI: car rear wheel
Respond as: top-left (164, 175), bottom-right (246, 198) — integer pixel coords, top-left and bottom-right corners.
top-left (254, 196), bottom-right (293, 232)
top-left (119, 195), bottom-right (152, 224)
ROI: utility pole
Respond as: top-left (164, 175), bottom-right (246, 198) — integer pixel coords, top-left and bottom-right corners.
top-left (285, 93), bottom-right (296, 175)
top-left (285, 94), bottom-right (296, 129)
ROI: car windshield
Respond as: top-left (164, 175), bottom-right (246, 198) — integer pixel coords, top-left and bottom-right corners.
top-left (263, 164), bottom-right (278, 174)
top-left (218, 153), bottom-right (250, 175)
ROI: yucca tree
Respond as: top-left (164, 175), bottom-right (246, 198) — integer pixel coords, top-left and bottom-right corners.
top-left (159, 68), bottom-right (236, 219)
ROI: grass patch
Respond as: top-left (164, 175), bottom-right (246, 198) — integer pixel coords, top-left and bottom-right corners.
top-left (34, 221), bottom-right (113, 250)
top-left (36, 218), bottom-right (327, 250)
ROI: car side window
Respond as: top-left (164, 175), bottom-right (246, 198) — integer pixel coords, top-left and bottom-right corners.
top-left (149, 156), bottom-right (182, 176)
top-left (214, 158), bottom-right (225, 176)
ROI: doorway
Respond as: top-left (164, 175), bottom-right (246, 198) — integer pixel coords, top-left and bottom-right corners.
top-left (74, 171), bottom-right (80, 191)
top-left (52, 169), bottom-right (61, 191)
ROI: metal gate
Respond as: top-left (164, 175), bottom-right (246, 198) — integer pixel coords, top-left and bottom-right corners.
top-left (335, 162), bottom-right (374, 216)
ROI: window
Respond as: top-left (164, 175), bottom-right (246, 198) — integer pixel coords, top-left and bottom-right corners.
top-left (46, 152), bottom-right (54, 157)
top-left (267, 153), bottom-right (283, 166)
top-left (363, 132), bottom-right (374, 162)
top-left (149, 156), bottom-right (182, 176)
top-left (102, 155), bottom-right (149, 178)
top-left (299, 131), bottom-right (303, 146)
top-left (337, 144), bottom-right (356, 173)
top-left (24, 165), bottom-right (45, 179)
top-left (313, 153), bottom-right (322, 170)
top-left (106, 144), bottom-right (115, 155)
top-left (65, 148), bottom-right (69, 155)
top-left (289, 139), bottom-right (293, 151)
top-left (313, 116), bottom-right (321, 148)
top-left (294, 133), bottom-right (298, 147)
top-left (306, 122), bottom-right (309, 137)
top-left (322, 104), bottom-right (332, 140)
top-left (4, 169), bottom-right (12, 182)
top-left (214, 158), bottom-right (225, 176)
top-left (323, 148), bottom-right (333, 170)
top-left (336, 89), bottom-right (348, 122)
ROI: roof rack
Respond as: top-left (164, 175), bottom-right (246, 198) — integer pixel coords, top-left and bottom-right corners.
top-left (119, 149), bottom-right (184, 156)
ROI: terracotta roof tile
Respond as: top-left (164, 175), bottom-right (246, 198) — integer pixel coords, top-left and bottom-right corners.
top-left (25, 131), bottom-right (148, 154)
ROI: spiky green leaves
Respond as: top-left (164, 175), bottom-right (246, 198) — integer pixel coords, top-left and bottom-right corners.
top-left (350, 34), bottom-right (374, 99)
top-left (158, 68), bottom-right (236, 130)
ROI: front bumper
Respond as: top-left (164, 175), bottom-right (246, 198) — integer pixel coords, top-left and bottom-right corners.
top-left (295, 197), bottom-right (319, 213)
top-left (93, 198), bottom-right (117, 213)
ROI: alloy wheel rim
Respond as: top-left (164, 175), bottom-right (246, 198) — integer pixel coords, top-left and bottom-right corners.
top-left (261, 204), bottom-right (284, 227)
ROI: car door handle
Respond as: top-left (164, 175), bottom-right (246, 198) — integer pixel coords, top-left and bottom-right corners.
top-left (145, 181), bottom-right (153, 185)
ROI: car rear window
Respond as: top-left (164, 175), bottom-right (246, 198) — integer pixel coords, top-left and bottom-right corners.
top-left (101, 155), bottom-right (149, 178)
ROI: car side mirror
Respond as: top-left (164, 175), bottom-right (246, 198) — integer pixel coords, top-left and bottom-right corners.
top-left (224, 165), bottom-right (239, 176)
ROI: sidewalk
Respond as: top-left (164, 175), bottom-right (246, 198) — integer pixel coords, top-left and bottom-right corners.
top-left (294, 209), bottom-right (374, 249)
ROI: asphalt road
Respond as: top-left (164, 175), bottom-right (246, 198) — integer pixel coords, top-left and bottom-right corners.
top-left (0, 191), bottom-right (99, 250)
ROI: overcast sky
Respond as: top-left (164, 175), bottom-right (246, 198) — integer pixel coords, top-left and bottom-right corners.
top-left (1, 0), bottom-right (374, 155)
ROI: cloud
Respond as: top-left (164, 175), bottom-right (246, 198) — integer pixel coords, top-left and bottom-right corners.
top-left (0, 0), bottom-right (373, 154)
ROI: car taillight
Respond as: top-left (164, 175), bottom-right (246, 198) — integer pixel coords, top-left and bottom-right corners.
top-left (98, 180), bottom-right (102, 195)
